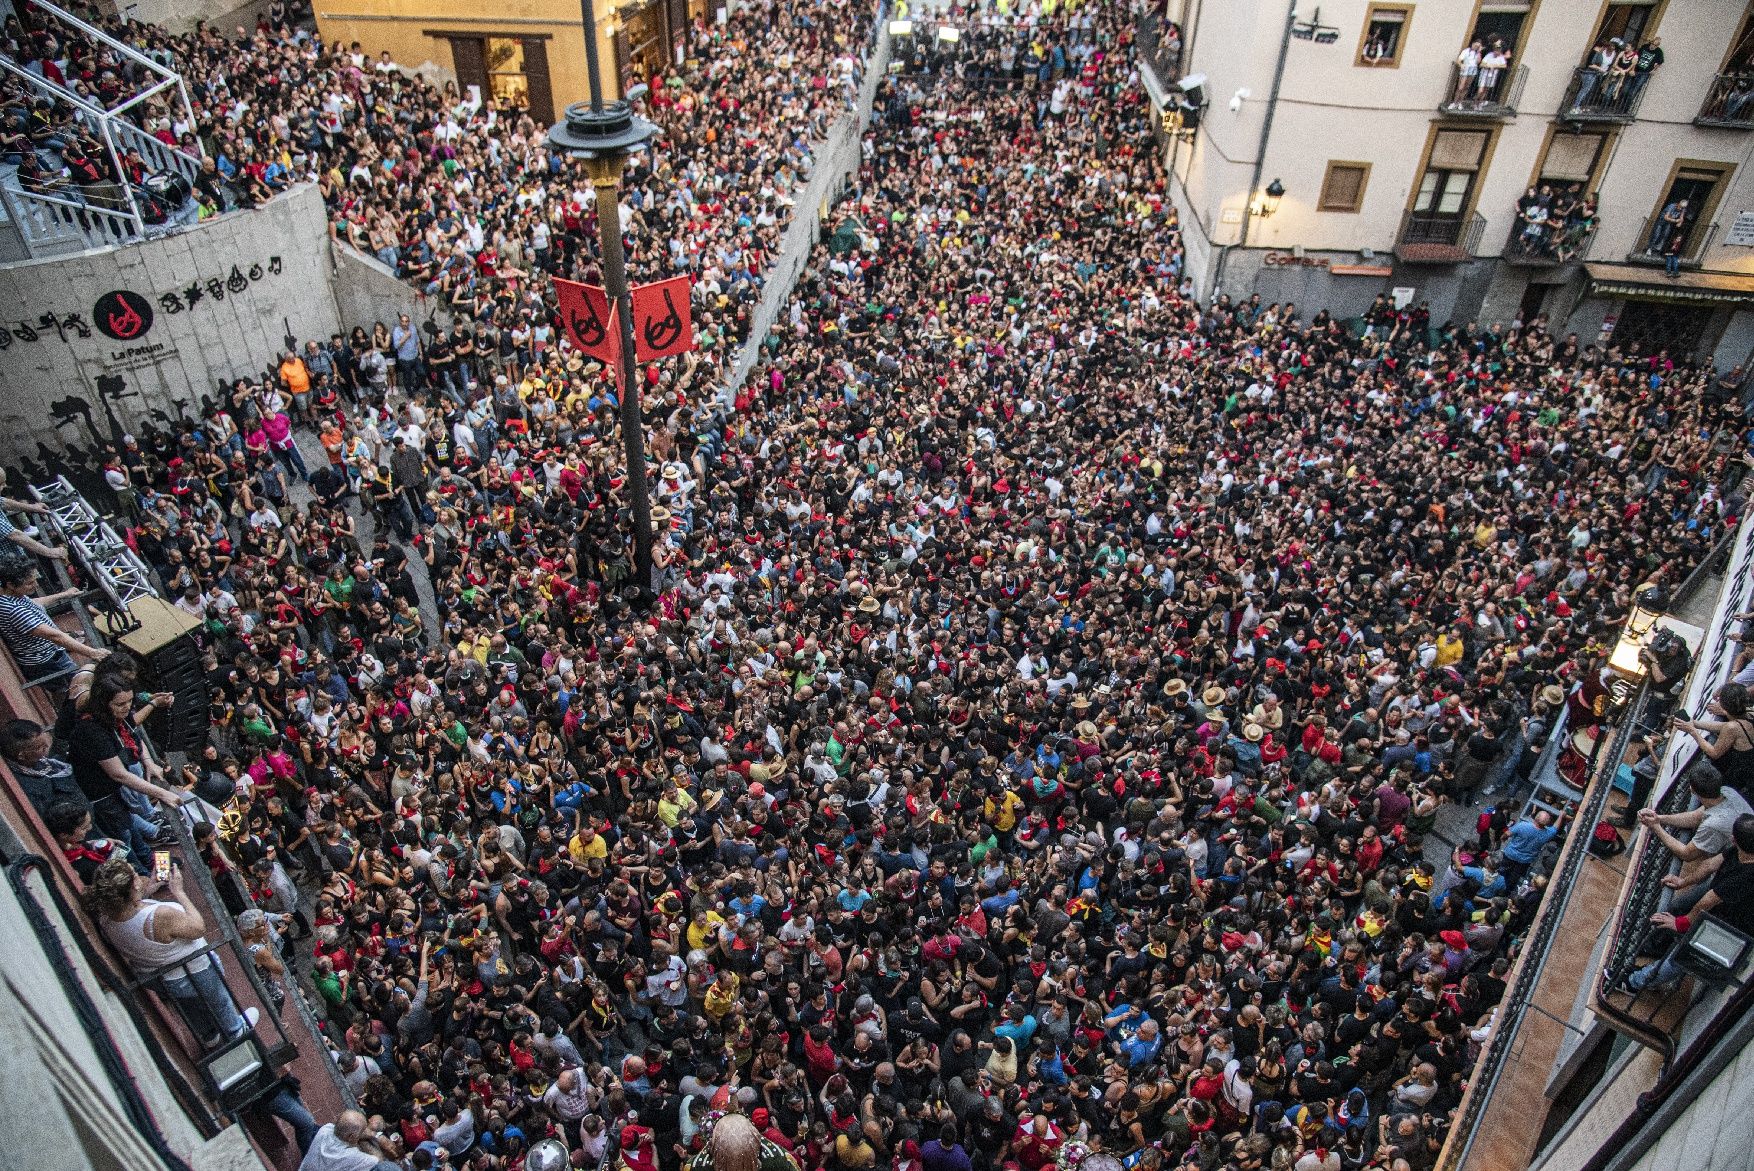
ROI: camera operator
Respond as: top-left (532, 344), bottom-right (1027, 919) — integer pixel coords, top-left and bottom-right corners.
top-left (1640, 626), bottom-right (1692, 719)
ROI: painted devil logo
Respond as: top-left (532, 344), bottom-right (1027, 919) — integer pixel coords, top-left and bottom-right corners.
top-left (571, 299), bottom-right (608, 349)
top-left (93, 290), bottom-right (154, 341)
top-left (641, 286), bottom-right (685, 353)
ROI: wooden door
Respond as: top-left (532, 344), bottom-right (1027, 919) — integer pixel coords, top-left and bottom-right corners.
top-left (522, 37), bottom-right (555, 124)
top-left (450, 36), bottom-right (488, 103)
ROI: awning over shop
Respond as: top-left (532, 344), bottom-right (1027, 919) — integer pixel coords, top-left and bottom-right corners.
top-left (1584, 263), bottom-right (1754, 307)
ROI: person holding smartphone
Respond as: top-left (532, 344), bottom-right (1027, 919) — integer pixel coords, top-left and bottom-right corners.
top-left (85, 853), bottom-right (258, 1047)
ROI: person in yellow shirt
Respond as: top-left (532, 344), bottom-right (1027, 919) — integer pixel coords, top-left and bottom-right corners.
top-left (687, 907), bottom-right (726, 954)
top-left (568, 821), bottom-right (609, 865)
top-left (985, 782), bottom-right (1025, 836)
top-left (1434, 629), bottom-right (1466, 668)
top-left (657, 780), bottom-right (698, 828)
top-left (703, 969), bottom-right (740, 1022)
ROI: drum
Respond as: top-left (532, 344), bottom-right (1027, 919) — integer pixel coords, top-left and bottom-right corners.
top-left (1558, 726), bottom-right (1598, 789)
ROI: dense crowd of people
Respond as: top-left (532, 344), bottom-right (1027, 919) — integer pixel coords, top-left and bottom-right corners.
top-left (3, 2), bottom-right (1752, 1171)
top-left (7, 0), bottom-right (875, 399)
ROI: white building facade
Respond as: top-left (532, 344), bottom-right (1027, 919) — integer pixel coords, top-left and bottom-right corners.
top-left (1149, 0), bottom-right (1754, 365)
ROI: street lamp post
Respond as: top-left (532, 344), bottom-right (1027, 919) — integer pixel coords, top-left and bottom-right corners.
top-left (547, 0), bottom-right (659, 602)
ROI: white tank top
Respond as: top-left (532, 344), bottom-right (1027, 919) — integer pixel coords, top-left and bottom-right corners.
top-left (104, 899), bottom-right (212, 975)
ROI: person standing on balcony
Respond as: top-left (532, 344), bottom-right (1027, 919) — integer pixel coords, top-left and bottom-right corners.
top-left (0, 556), bottom-right (106, 688)
top-left (1475, 40), bottom-right (1509, 108)
top-left (1606, 39), bottom-right (1639, 110)
top-left (85, 853), bottom-right (259, 1048)
top-left (1648, 197), bottom-right (1689, 255)
top-left (1629, 37), bottom-right (1663, 105)
top-left (1452, 41), bottom-right (1482, 106)
top-left (1637, 771), bottom-right (1753, 908)
top-left (1627, 813), bottom-right (1754, 993)
top-left (1671, 685), bottom-right (1754, 802)
top-left (0, 493), bottom-right (66, 562)
top-left (1575, 39), bottom-right (1614, 112)
top-left (67, 674), bottom-right (186, 867)
top-left (1, 717), bottom-right (87, 819)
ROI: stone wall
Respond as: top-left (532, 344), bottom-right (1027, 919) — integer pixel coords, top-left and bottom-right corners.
top-left (0, 183), bottom-right (340, 467)
top-left (329, 239), bottom-right (452, 338)
top-left (110, 0), bottom-right (246, 34)
top-left (727, 18), bottom-right (892, 400)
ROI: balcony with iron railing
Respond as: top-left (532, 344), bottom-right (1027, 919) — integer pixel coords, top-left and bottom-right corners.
top-left (1438, 61), bottom-right (1528, 118)
top-left (1696, 72), bottom-right (1754, 128)
top-left (1395, 209), bottom-right (1486, 263)
top-left (1503, 204), bottom-right (1598, 266)
top-left (1593, 521), bottom-right (1754, 1061)
top-left (0, 488), bottom-right (348, 1168)
top-left (1627, 213), bottom-right (1720, 271)
top-left (1136, 10), bottom-right (1184, 88)
top-left (0, 718), bottom-right (336, 1170)
top-left (1429, 523), bottom-right (1742, 1171)
top-left (1559, 63), bottom-right (1651, 122)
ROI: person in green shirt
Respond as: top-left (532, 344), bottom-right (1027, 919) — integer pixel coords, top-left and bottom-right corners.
top-left (312, 954), bottom-right (349, 1020)
top-left (324, 564), bottom-right (356, 608)
top-left (239, 703), bottom-right (277, 744)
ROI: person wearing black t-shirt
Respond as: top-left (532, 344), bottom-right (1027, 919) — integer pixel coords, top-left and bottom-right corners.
top-left (1629, 813), bottom-right (1754, 992)
top-left (66, 675), bottom-right (186, 866)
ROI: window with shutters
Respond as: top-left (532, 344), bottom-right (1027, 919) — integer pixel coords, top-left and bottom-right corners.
top-left (1408, 124), bottom-right (1496, 242)
top-left (1531, 131), bottom-right (1608, 194)
top-left (1318, 161), bottom-right (1371, 212)
top-left (1428, 129), bottom-right (1488, 172)
top-left (521, 38), bottom-right (555, 124)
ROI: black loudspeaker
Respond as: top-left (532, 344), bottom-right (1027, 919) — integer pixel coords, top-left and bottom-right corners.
top-left (113, 598), bottom-right (212, 755)
top-left (141, 634), bottom-right (212, 753)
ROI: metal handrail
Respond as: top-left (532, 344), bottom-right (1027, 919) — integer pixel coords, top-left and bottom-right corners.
top-left (1435, 683), bottom-right (1650, 1171)
top-left (5, 856), bottom-right (208, 1167)
top-left (1629, 211), bottom-right (1717, 265)
top-left (1697, 71), bottom-right (1754, 126)
top-left (110, 118), bottom-right (202, 183)
top-left (1560, 63), bottom-right (1650, 120)
top-left (161, 807), bottom-right (355, 1111)
top-left (7, 0), bottom-right (205, 149)
top-left (0, 182), bottom-right (141, 258)
top-left (23, 0), bottom-right (188, 104)
top-left (1439, 61), bottom-right (1526, 116)
top-left (1397, 209), bottom-right (1486, 255)
top-left (1596, 527), bottom-right (1742, 1009)
top-left (1503, 205), bottom-right (1597, 265)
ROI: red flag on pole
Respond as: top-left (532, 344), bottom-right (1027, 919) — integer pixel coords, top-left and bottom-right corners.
top-left (629, 275), bottom-right (695, 362)
top-left (553, 278), bottom-right (619, 364)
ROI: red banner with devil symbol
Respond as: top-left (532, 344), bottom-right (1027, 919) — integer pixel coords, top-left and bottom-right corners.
top-left (553, 278), bottom-right (620, 364)
top-left (630, 276), bottom-right (695, 362)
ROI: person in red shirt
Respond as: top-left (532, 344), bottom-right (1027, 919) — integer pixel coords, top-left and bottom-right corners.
top-left (1011, 1114), bottom-right (1064, 1171)
top-left (803, 1024), bottom-right (839, 1086)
